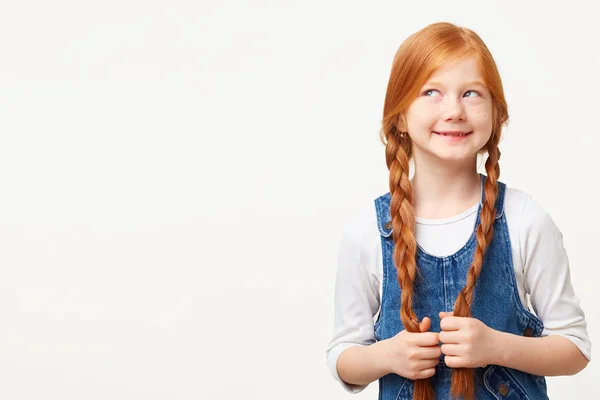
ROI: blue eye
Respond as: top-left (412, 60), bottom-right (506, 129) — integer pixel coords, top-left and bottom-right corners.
top-left (422, 89), bottom-right (482, 97)
top-left (423, 89), bottom-right (439, 96)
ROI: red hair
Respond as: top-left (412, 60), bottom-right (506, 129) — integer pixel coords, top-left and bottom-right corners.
top-left (379, 22), bottom-right (509, 400)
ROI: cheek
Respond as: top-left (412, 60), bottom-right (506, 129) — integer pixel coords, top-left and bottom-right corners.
top-left (468, 105), bottom-right (492, 126)
top-left (407, 105), bottom-right (438, 127)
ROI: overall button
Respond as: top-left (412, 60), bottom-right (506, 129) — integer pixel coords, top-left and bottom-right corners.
top-left (523, 328), bottom-right (534, 337)
top-left (498, 383), bottom-right (509, 396)
top-left (384, 221), bottom-right (392, 230)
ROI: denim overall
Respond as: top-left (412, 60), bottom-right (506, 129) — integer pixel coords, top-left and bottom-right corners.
top-left (373, 174), bottom-right (548, 399)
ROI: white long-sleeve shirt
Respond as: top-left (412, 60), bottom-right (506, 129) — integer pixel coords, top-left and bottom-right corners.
top-left (326, 186), bottom-right (591, 393)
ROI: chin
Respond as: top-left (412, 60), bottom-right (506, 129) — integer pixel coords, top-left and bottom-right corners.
top-left (412, 141), bottom-right (484, 164)
top-left (430, 148), bottom-right (479, 164)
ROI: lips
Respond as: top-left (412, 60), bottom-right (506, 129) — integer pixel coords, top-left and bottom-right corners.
top-left (434, 131), bottom-right (472, 137)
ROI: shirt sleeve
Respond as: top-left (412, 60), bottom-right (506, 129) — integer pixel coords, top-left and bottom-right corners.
top-left (520, 195), bottom-right (592, 361)
top-left (325, 209), bottom-right (381, 393)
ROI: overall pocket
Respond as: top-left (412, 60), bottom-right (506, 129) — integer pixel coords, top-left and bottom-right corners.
top-left (483, 366), bottom-right (529, 399)
top-left (393, 378), bottom-right (410, 400)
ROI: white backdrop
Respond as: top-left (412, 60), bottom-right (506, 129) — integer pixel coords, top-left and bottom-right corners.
top-left (0, 1), bottom-right (597, 399)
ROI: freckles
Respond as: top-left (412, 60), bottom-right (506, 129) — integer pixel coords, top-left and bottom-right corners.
top-left (417, 107), bottom-right (437, 118)
top-left (469, 106), bottom-right (490, 121)
top-left (410, 107), bottom-right (436, 121)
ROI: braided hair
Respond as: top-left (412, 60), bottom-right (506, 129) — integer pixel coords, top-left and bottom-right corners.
top-left (379, 22), bottom-right (509, 400)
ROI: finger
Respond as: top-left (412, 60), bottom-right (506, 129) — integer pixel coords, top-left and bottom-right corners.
top-left (419, 345), bottom-right (442, 360)
top-left (417, 357), bottom-right (440, 370)
top-left (439, 311), bottom-right (453, 319)
top-left (419, 317), bottom-right (431, 332)
top-left (440, 316), bottom-right (463, 331)
top-left (440, 343), bottom-right (461, 356)
top-left (414, 332), bottom-right (440, 346)
top-left (416, 367), bottom-right (436, 379)
top-left (443, 355), bottom-right (466, 369)
top-left (439, 330), bottom-right (461, 344)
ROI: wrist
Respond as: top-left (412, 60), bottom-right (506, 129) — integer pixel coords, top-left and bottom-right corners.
top-left (489, 329), bottom-right (509, 366)
top-left (370, 340), bottom-right (391, 376)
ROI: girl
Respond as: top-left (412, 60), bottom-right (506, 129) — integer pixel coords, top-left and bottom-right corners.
top-left (326, 22), bottom-right (591, 400)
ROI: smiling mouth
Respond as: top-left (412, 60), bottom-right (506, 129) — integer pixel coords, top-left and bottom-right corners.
top-left (433, 131), bottom-right (472, 137)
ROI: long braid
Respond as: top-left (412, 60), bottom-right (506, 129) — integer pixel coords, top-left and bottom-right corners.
top-left (386, 130), bottom-right (434, 400)
top-left (450, 141), bottom-right (501, 399)
top-left (376, 21), bottom-right (508, 400)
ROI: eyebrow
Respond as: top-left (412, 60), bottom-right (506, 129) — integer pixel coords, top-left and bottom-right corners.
top-left (424, 81), bottom-right (488, 89)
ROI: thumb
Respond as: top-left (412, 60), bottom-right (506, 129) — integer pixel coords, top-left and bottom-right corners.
top-left (419, 317), bottom-right (431, 332)
top-left (439, 311), bottom-right (453, 319)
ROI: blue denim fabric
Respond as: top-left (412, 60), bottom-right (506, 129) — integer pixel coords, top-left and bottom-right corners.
top-left (373, 174), bottom-right (548, 399)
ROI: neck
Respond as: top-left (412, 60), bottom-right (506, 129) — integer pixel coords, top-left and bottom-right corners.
top-left (410, 160), bottom-right (482, 219)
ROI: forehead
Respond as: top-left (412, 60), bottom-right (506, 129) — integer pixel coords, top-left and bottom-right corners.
top-left (425, 56), bottom-right (484, 84)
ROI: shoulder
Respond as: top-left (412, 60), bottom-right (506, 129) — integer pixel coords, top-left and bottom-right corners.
top-left (339, 198), bottom-right (382, 247)
top-left (503, 184), bottom-right (557, 229)
top-left (503, 185), bottom-right (531, 219)
top-left (337, 196), bottom-right (384, 276)
top-left (502, 183), bottom-right (564, 258)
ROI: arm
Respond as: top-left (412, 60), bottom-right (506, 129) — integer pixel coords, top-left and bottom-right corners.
top-left (491, 331), bottom-right (588, 376)
top-left (439, 314), bottom-right (587, 375)
top-left (440, 195), bottom-right (591, 375)
top-left (519, 195), bottom-right (591, 370)
top-left (325, 208), bottom-right (382, 393)
top-left (339, 318), bottom-right (442, 385)
top-left (336, 340), bottom-right (390, 385)
top-left (325, 208), bottom-right (441, 389)
top-left (490, 195), bottom-right (591, 375)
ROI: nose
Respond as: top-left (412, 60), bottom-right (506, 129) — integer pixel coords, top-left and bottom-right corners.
top-left (441, 97), bottom-right (466, 122)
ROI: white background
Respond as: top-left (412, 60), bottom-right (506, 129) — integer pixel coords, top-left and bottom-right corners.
top-left (0, 1), bottom-right (597, 399)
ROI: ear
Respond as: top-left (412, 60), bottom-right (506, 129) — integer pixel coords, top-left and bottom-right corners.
top-left (396, 114), bottom-right (408, 132)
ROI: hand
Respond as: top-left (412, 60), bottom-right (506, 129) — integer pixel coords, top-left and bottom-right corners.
top-left (439, 312), bottom-right (499, 369)
top-left (380, 317), bottom-right (442, 380)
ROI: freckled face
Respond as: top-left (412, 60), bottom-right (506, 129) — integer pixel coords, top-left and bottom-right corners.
top-left (401, 56), bottom-right (494, 164)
